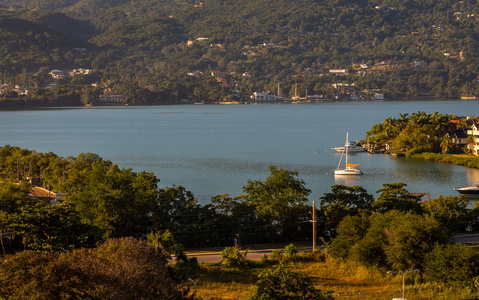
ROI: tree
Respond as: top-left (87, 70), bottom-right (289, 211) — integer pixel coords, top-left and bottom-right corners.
top-left (33, 67), bottom-right (51, 88)
top-left (242, 165), bottom-right (311, 241)
top-left (65, 154), bottom-right (161, 238)
top-left (80, 86), bottom-right (101, 105)
top-left (243, 165), bottom-right (310, 218)
top-left (424, 243), bottom-right (479, 283)
top-left (147, 229), bottom-right (183, 260)
top-left (372, 183), bottom-right (423, 213)
top-left (9, 202), bottom-right (105, 252)
top-left (328, 211), bottom-right (449, 270)
top-left (156, 185), bottom-right (217, 247)
top-left (0, 181), bottom-right (40, 214)
top-left (327, 211), bottom-right (375, 264)
top-left (440, 134), bottom-right (453, 154)
top-left (210, 193), bottom-right (261, 245)
top-left (385, 213), bottom-right (448, 271)
top-left (319, 185), bottom-right (373, 236)
top-left (423, 195), bottom-right (471, 233)
top-left (253, 265), bottom-right (334, 300)
top-left (147, 230), bottom-right (200, 280)
top-left (467, 135), bottom-right (476, 154)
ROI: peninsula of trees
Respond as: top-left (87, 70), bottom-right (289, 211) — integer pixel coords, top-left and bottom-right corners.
top-left (365, 112), bottom-right (479, 170)
top-left (2, 0), bottom-right (479, 106)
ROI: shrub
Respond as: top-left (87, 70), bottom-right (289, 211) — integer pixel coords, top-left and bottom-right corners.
top-left (0, 237), bottom-right (186, 299)
top-left (269, 249), bottom-right (282, 260)
top-left (290, 249), bottom-right (328, 263)
top-left (284, 243), bottom-right (297, 257)
top-left (252, 265), bottom-right (334, 300)
top-left (260, 254), bottom-right (269, 264)
top-left (221, 246), bottom-right (248, 268)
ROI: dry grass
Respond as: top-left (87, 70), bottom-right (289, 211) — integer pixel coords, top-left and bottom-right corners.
top-left (195, 265), bottom-right (259, 300)
top-left (194, 253), bottom-right (478, 300)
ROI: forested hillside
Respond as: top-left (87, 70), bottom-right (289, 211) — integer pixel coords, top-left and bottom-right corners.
top-left (2, 0), bottom-right (479, 105)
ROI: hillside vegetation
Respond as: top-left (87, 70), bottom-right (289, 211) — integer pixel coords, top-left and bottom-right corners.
top-left (1, 0), bottom-right (479, 105)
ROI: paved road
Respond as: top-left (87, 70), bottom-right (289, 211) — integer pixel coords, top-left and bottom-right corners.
top-left (185, 249), bottom-right (280, 264)
top-left (178, 233), bottom-right (479, 264)
top-left (179, 246), bottom-right (318, 264)
top-left (450, 233), bottom-right (479, 244)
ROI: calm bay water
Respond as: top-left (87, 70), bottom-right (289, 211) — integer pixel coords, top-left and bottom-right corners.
top-left (1, 100), bottom-right (479, 203)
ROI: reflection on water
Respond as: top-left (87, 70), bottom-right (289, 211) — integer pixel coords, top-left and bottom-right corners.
top-left (334, 175), bottom-right (361, 187)
top-left (466, 168), bottom-right (479, 186)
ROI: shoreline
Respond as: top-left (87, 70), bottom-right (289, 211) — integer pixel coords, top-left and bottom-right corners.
top-left (1, 97), bottom-right (474, 110)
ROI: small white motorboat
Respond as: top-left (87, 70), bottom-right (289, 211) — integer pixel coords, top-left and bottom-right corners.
top-left (454, 183), bottom-right (479, 195)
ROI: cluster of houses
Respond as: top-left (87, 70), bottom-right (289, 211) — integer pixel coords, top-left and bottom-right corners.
top-left (0, 68), bottom-right (93, 96)
top-left (49, 68), bottom-right (92, 79)
top-left (0, 84), bottom-right (28, 95)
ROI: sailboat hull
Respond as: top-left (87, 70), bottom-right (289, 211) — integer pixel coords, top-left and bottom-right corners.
top-left (334, 168), bottom-right (363, 175)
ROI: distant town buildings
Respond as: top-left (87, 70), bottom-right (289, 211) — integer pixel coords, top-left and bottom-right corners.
top-left (251, 91), bottom-right (281, 101)
top-left (329, 69), bottom-right (348, 75)
top-left (98, 94), bottom-right (123, 103)
top-left (49, 68), bottom-right (92, 79)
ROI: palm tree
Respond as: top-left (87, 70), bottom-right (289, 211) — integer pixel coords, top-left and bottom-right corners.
top-left (382, 117), bottom-right (396, 142)
top-left (440, 134), bottom-right (454, 154)
top-left (397, 113), bottom-right (409, 131)
top-left (466, 135), bottom-right (476, 154)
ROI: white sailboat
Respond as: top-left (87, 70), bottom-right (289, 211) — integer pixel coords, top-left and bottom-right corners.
top-left (334, 132), bottom-right (363, 175)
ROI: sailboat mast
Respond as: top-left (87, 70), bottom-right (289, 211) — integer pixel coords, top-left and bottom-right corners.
top-left (345, 132), bottom-right (349, 166)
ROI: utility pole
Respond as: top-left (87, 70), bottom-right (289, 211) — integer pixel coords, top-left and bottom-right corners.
top-left (312, 201), bottom-right (317, 251)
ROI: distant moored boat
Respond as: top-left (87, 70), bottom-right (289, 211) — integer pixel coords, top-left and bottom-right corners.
top-left (333, 140), bottom-right (365, 153)
top-left (334, 132), bottom-right (363, 176)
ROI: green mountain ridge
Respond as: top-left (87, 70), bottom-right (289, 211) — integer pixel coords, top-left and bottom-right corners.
top-left (1, 0), bottom-right (479, 102)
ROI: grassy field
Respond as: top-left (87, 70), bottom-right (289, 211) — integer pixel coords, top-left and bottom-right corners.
top-left (192, 253), bottom-right (478, 300)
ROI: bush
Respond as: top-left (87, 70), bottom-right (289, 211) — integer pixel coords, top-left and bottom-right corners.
top-left (0, 237), bottom-right (187, 299)
top-left (260, 254), bottom-right (269, 264)
top-left (290, 249), bottom-right (328, 263)
top-left (252, 265), bottom-right (334, 300)
top-left (221, 246), bottom-right (248, 268)
top-left (284, 243), bottom-right (298, 257)
top-left (270, 249), bottom-right (283, 260)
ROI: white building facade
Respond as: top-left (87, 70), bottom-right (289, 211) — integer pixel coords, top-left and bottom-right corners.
top-left (467, 123), bottom-right (479, 155)
top-left (251, 91), bottom-right (281, 101)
